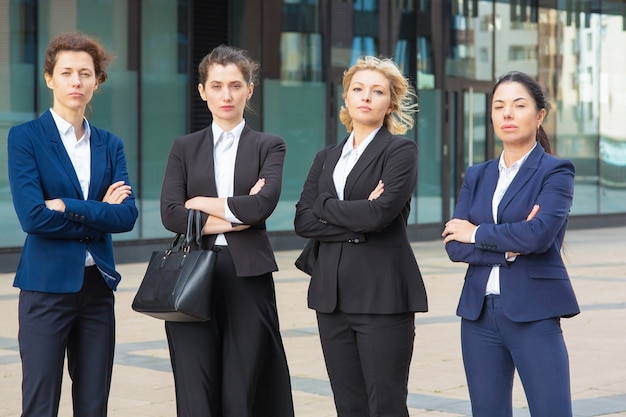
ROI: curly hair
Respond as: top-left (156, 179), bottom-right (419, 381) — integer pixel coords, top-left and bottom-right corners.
top-left (44, 32), bottom-right (114, 85)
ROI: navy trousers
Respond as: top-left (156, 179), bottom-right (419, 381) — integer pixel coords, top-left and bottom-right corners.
top-left (18, 266), bottom-right (115, 417)
top-left (461, 294), bottom-right (572, 417)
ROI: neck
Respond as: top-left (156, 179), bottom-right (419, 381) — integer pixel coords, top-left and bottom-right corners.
top-left (502, 141), bottom-right (535, 167)
top-left (351, 124), bottom-right (380, 148)
top-left (214, 117), bottom-right (244, 133)
top-left (53, 107), bottom-right (86, 140)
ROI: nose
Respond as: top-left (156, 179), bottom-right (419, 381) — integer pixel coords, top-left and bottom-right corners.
top-left (503, 105), bottom-right (513, 119)
top-left (222, 87), bottom-right (233, 101)
top-left (70, 72), bottom-right (81, 86)
top-left (362, 89), bottom-right (372, 102)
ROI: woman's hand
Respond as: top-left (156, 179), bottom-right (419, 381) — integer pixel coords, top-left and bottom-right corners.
top-left (103, 181), bottom-right (132, 204)
top-left (45, 198), bottom-right (66, 213)
top-left (506, 204), bottom-right (541, 258)
top-left (442, 218), bottom-right (478, 244)
top-left (368, 180), bottom-right (384, 201)
top-left (250, 178), bottom-right (265, 195)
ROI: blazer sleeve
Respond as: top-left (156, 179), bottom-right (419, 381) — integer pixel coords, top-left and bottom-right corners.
top-left (474, 158), bottom-right (575, 255)
top-left (227, 134), bottom-right (285, 225)
top-left (61, 133), bottom-right (137, 234)
top-left (312, 137), bottom-right (417, 233)
top-left (294, 145), bottom-right (364, 242)
top-left (445, 165), bottom-right (513, 267)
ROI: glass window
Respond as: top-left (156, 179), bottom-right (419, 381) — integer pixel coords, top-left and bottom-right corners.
top-left (597, 9), bottom-right (626, 213)
top-left (243, 0), bottom-right (326, 231)
top-left (447, 0), bottom-right (493, 80)
top-left (140, 0), bottom-right (189, 238)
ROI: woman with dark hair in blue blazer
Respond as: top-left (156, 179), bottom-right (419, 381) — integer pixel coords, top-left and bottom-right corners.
top-left (442, 71), bottom-right (579, 417)
top-left (7, 32), bottom-right (138, 417)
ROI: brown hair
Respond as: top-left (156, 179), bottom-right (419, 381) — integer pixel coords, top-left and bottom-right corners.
top-left (492, 71), bottom-right (553, 155)
top-left (339, 56), bottom-right (418, 135)
top-left (198, 44), bottom-right (259, 87)
top-left (44, 32), bottom-right (114, 85)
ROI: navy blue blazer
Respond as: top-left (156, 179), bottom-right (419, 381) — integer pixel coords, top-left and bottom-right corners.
top-left (445, 144), bottom-right (579, 322)
top-left (294, 126), bottom-right (428, 314)
top-left (7, 110), bottom-right (138, 292)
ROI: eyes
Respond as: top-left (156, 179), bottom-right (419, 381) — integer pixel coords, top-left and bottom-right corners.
top-left (211, 83), bottom-right (243, 90)
top-left (351, 86), bottom-right (385, 95)
top-left (59, 70), bottom-right (93, 78)
top-left (493, 103), bottom-right (527, 111)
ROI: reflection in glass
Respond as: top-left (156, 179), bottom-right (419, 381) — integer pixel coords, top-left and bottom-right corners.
top-left (280, 0), bottom-right (321, 82)
top-left (351, 0), bottom-right (378, 63)
top-left (447, 0), bottom-right (493, 80)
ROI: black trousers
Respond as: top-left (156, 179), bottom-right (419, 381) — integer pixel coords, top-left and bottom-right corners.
top-left (18, 266), bottom-right (115, 417)
top-left (165, 247), bottom-right (294, 417)
top-left (317, 310), bottom-right (416, 417)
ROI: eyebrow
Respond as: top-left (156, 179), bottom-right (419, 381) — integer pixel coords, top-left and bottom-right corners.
top-left (351, 81), bottom-right (386, 88)
top-left (493, 97), bottom-right (529, 103)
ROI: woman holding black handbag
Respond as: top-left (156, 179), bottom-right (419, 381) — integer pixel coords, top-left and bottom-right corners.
top-left (160, 45), bottom-right (294, 417)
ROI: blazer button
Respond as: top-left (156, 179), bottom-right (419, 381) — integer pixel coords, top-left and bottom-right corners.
top-left (353, 238), bottom-right (360, 244)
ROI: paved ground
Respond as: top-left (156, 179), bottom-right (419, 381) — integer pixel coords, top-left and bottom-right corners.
top-left (1, 226), bottom-right (625, 417)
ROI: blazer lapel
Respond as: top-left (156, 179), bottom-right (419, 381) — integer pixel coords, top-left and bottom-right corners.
top-left (205, 128), bottom-right (219, 197)
top-left (497, 144), bottom-right (544, 221)
top-left (319, 138), bottom-right (344, 198)
top-left (41, 111), bottom-right (84, 198)
top-left (343, 127), bottom-right (391, 199)
top-left (88, 125), bottom-right (106, 200)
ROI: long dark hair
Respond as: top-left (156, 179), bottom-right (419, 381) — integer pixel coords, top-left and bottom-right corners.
top-left (492, 71), bottom-right (553, 155)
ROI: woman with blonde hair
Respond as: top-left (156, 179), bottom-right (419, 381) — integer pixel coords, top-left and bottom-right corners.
top-left (294, 56), bottom-right (427, 417)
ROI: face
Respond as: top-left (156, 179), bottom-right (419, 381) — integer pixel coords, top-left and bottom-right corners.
top-left (198, 63), bottom-right (253, 130)
top-left (44, 51), bottom-right (98, 116)
top-left (491, 81), bottom-right (546, 148)
top-left (344, 69), bottom-right (392, 130)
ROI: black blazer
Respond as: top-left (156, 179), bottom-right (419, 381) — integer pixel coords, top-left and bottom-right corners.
top-left (294, 127), bottom-right (428, 314)
top-left (161, 124), bottom-right (285, 277)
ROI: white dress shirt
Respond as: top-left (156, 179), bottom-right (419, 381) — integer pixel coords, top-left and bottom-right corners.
top-left (212, 120), bottom-right (245, 245)
top-left (333, 127), bottom-right (381, 200)
top-left (484, 144), bottom-right (536, 295)
top-left (50, 109), bottom-right (95, 267)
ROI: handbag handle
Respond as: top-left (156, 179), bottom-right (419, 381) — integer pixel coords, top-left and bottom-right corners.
top-left (183, 209), bottom-right (203, 250)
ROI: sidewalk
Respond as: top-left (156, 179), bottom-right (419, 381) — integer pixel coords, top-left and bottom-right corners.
top-left (1, 226), bottom-right (625, 417)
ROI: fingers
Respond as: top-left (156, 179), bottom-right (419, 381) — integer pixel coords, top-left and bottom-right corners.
top-left (103, 181), bottom-right (131, 204)
top-left (368, 180), bottom-right (384, 201)
top-left (526, 204), bottom-right (540, 221)
top-left (249, 178), bottom-right (265, 195)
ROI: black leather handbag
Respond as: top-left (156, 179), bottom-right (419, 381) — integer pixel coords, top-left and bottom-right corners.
top-left (132, 210), bottom-right (216, 322)
top-left (294, 239), bottom-right (319, 276)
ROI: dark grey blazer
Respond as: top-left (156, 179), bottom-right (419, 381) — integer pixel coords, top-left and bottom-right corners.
top-left (294, 126), bottom-right (428, 314)
top-left (160, 124), bottom-right (285, 277)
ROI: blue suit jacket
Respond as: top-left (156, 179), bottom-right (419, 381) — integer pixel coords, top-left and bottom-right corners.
top-left (7, 110), bottom-right (138, 292)
top-left (445, 144), bottom-right (579, 322)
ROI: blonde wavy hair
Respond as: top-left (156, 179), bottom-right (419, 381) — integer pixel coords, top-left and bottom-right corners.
top-left (339, 56), bottom-right (418, 134)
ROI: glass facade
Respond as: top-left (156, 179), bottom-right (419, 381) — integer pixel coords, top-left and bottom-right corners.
top-left (1, 0), bottom-right (626, 262)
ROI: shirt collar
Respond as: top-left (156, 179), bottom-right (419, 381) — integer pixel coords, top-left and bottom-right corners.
top-left (341, 126), bottom-right (382, 158)
top-left (212, 119), bottom-right (246, 145)
top-left (498, 142), bottom-right (536, 172)
top-left (49, 108), bottom-right (90, 141)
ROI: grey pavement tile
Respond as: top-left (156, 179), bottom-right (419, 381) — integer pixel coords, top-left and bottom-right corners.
top-left (1, 226), bottom-right (626, 417)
